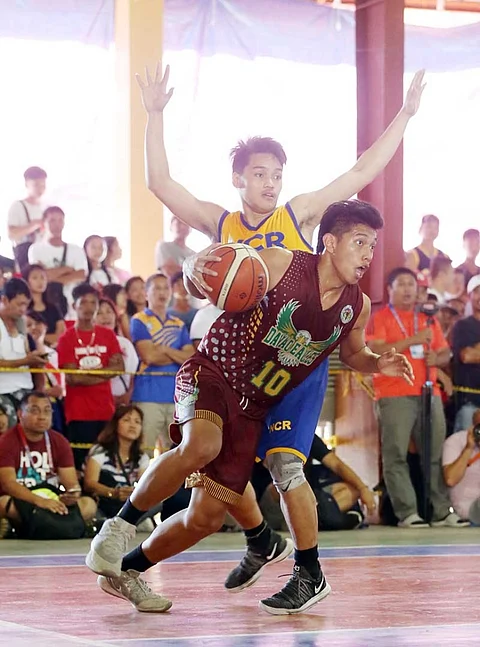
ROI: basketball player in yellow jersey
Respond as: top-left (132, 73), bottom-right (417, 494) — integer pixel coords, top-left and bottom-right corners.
top-left (135, 64), bottom-right (426, 611)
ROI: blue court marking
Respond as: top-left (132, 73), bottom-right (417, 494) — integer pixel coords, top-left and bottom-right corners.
top-left (2, 543), bottom-right (480, 568)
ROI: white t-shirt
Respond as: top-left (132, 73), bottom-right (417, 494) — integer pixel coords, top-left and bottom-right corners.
top-left (88, 268), bottom-right (113, 288)
top-left (111, 336), bottom-right (138, 397)
top-left (0, 318), bottom-right (33, 394)
top-left (155, 240), bottom-right (195, 271)
top-left (442, 430), bottom-right (480, 519)
top-left (189, 304), bottom-right (223, 342)
top-left (8, 200), bottom-right (47, 244)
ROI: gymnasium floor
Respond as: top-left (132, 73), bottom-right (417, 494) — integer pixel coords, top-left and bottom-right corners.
top-left (1, 527), bottom-right (480, 647)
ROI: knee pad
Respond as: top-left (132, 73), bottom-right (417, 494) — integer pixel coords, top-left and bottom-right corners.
top-left (265, 452), bottom-right (306, 493)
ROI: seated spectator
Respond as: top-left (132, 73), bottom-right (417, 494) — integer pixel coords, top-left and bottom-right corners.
top-left (84, 235), bottom-right (114, 289)
top-left (443, 408), bottom-right (480, 524)
top-left (28, 206), bottom-right (88, 318)
top-left (369, 267), bottom-right (467, 528)
top-left (189, 303), bottom-right (222, 349)
top-left (8, 166), bottom-right (48, 270)
top-left (405, 214), bottom-right (448, 277)
top-left (57, 284), bottom-right (125, 470)
top-left (456, 229), bottom-right (480, 287)
top-left (95, 298), bottom-right (138, 407)
top-left (22, 264), bottom-right (65, 347)
top-left (0, 391), bottom-right (96, 539)
top-left (451, 275), bottom-right (480, 432)
top-left (131, 273), bottom-right (194, 454)
top-left (167, 272), bottom-right (198, 332)
top-left (102, 283), bottom-right (131, 340)
top-left (428, 256), bottom-right (454, 305)
top-left (104, 236), bottom-right (131, 285)
top-left (155, 216), bottom-right (194, 277)
top-left (0, 405), bottom-right (9, 435)
top-left (126, 276), bottom-right (147, 319)
top-left (0, 278), bottom-right (47, 426)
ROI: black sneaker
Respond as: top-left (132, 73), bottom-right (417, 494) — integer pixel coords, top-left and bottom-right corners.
top-left (224, 533), bottom-right (294, 592)
top-left (259, 564), bottom-right (331, 615)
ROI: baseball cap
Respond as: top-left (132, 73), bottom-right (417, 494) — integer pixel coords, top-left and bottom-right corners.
top-left (467, 275), bottom-right (480, 294)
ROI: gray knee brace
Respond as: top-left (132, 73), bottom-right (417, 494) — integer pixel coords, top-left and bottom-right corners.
top-left (265, 452), bottom-right (306, 493)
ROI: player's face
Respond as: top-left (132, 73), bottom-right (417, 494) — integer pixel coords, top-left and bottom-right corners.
top-left (388, 273), bottom-right (418, 309)
top-left (147, 276), bottom-right (171, 309)
top-left (331, 225), bottom-right (377, 285)
top-left (235, 153), bottom-right (283, 214)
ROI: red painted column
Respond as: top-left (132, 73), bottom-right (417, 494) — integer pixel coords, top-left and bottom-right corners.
top-left (356, 0), bottom-right (405, 305)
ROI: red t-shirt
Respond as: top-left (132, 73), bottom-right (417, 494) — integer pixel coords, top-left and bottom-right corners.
top-left (0, 425), bottom-right (74, 495)
top-left (57, 325), bottom-right (121, 423)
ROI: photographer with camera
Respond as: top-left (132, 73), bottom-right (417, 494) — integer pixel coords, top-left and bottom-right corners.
top-left (443, 409), bottom-right (480, 524)
top-left (369, 268), bottom-right (468, 528)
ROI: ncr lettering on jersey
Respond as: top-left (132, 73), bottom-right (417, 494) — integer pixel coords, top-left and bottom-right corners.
top-left (229, 232), bottom-right (286, 250)
top-left (262, 300), bottom-right (343, 367)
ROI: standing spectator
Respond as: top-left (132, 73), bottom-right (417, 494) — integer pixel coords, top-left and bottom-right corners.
top-left (126, 276), bottom-right (147, 319)
top-left (28, 207), bottom-right (87, 318)
top-left (0, 391), bottom-right (96, 538)
top-left (428, 256), bottom-right (454, 305)
top-left (104, 237), bottom-right (131, 285)
top-left (451, 275), bottom-right (480, 432)
top-left (0, 279), bottom-right (47, 426)
top-left (95, 298), bottom-right (138, 407)
top-left (442, 409), bottom-right (480, 523)
top-left (405, 214), bottom-right (448, 277)
top-left (8, 166), bottom-right (48, 269)
top-left (155, 216), bottom-right (194, 277)
top-left (369, 267), bottom-right (466, 528)
top-left (102, 284), bottom-right (131, 340)
top-left (57, 284), bottom-right (124, 470)
top-left (456, 229), bottom-right (480, 287)
top-left (131, 273), bottom-right (194, 454)
top-left (84, 235), bottom-right (114, 289)
top-left (167, 272), bottom-right (198, 332)
top-left (22, 264), bottom-right (65, 347)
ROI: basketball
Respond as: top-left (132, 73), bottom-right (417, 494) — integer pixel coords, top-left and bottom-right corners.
top-left (203, 243), bottom-right (269, 312)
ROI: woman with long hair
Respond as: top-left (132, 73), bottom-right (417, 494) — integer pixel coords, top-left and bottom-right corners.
top-left (22, 264), bottom-right (65, 347)
top-left (84, 235), bottom-right (113, 289)
top-left (95, 298), bottom-right (138, 406)
top-left (125, 276), bottom-right (146, 318)
top-left (104, 236), bottom-right (131, 285)
top-left (102, 283), bottom-right (131, 340)
top-left (83, 405), bottom-right (149, 519)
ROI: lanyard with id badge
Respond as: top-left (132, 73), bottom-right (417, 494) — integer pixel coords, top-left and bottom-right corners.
top-left (388, 305), bottom-right (424, 360)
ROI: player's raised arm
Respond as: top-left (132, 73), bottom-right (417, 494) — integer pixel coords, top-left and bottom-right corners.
top-left (137, 63), bottom-right (225, 238)
top-left (290, 70), bottom-right (426, 232)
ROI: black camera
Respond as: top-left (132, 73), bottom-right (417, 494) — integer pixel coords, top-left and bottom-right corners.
top-left (473, 424), bottom-right (480, 444)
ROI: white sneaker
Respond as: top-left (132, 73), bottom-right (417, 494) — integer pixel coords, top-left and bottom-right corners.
top-left (431, 512), bottom-right (470, 528)
top-left (397, 513), bottom-right (429, 528)
top-left (98, 569), bottom-right (172, 613)
top-left (85, 517), bottom-right (136, 577)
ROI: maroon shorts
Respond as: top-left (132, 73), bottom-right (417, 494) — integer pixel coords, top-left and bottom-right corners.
top-left (170, 353), bottom-right (265, 506)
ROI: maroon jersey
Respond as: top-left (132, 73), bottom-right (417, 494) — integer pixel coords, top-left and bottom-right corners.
top-left (198, 251), bottom-right (363, 406)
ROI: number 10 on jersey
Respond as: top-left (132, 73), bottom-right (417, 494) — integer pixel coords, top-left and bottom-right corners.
top-left (251, 360), bottom-right (291, 397)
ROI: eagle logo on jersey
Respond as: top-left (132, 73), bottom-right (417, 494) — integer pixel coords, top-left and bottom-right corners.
top-left (262, 299), bottom-right (342, 367)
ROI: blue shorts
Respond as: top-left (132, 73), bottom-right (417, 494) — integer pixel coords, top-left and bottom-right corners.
top-left (257, 360), bottom-right (329, 463)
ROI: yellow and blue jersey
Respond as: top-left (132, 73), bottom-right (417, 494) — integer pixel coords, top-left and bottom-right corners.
top-left (130, 309), bottom-right (191, 403)
top-left (217, 202), bottom-right (312, 252)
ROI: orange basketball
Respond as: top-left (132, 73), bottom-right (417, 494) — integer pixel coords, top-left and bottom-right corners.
top-left (203, 243), bottom-right (269, 312)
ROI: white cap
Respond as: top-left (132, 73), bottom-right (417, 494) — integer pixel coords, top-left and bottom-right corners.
top-left (467, 275), bottom-right (480, 294)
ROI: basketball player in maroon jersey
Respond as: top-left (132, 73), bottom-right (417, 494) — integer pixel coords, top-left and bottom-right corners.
top-left (86, 200), bottom-right (414, 614)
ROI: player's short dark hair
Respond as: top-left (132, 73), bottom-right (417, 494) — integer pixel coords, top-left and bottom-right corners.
top-left (3, 277), bottom-right (31, 301)
top-left (463, 228), bottom-right (480, 241)
top-left (430, 255), bottom-right (452, 280)
top-left (386, 267), bottom-right (417, 287)
top-left (145, 272), bottom-right (169, 290)
top-left (230, 137), bottom-right (287, 174)
top-left (72, 283), bottom-right (99, 303)
top-left (24, 166), bottom-right (47, 181)
top-left (316, 200), bottom-right (384, 254)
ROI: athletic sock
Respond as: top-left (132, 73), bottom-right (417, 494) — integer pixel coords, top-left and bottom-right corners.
top-left (121, 544), bottom-right (155, 573)
top-left (294, 547), bottom-right (321, 580)
top-left (117, 499), bottom-right (144, 526)
top-left (244, 521), bottom-right (272, 552)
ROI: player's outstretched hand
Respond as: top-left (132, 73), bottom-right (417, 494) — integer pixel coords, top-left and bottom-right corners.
top-left (136, 63), bottom-right (174, 113)
top-left (183, 243), bottom-right (223, 296)
top-left (377, 348), bottom-right (414, 385)
top-left (402, 69), bottom-right (426, 117)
